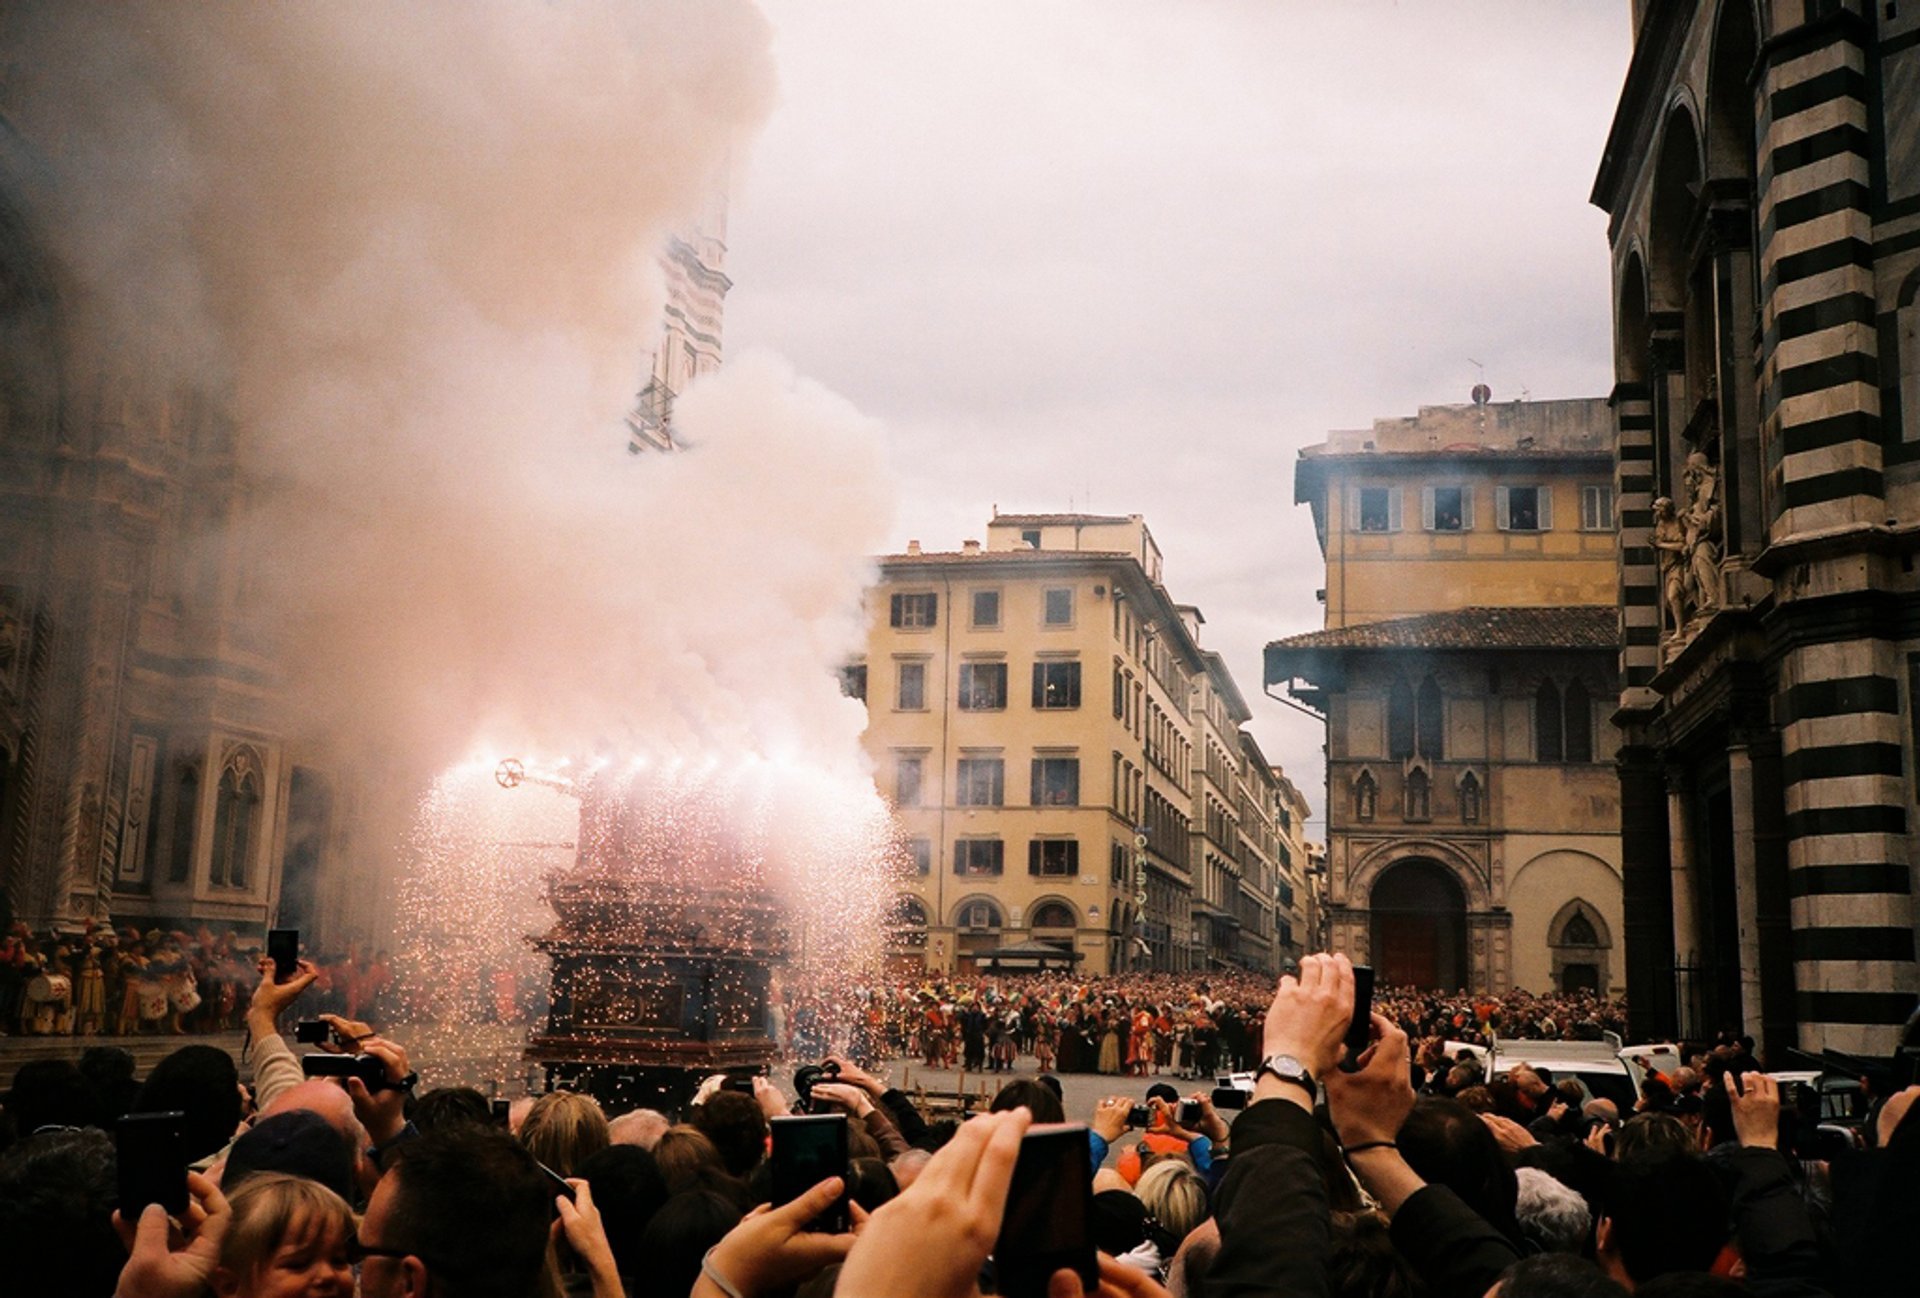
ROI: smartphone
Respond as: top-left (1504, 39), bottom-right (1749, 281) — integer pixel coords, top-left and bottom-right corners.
top-left (994, 1123), bottom-right (1097, 1298)
top-left (1126, 1103), bottom-right (1151, 1128)
top-left (1343, 964), bottom-right (1376, 1068)
top-left (1178, 1099), bottom-right (1204, 1126)
top-left (301, 1053), bottom-right (387, 1087)
top-left (116, 1111), bottom-right (189, 1217)
top-left (294, 1019), bottom-right (329, 1045)
top-left (267, 929), bottom-right (299, 984)
top-left (1211, 1086), bottom-right (1249, 1111)
top-left (770, 1114), bottom-right (850, 1233)
top-left (491, 1098), bottom-right (512, 1126)
top-left (724, 1074), bottom-right (757, 1094)
top-left (537, 1159), bottom-right (577, 1203)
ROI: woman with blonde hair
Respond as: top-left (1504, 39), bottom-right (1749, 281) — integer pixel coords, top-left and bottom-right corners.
top-left (1135, 1158), bottom-right (1210, 1249)
top-left (210, 1172), bottom-right (355, 1298)
top-left (518, 1089), bottom-right (610, 1179)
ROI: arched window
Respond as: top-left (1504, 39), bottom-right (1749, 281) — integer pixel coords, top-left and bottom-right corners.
top-left (1354, 770), bottom-right (1378, 822)
top-left (1417, 676), bottom-right (1444, 759)
top-left (1388, 680), bottom-right (1415, 760)
top-left (1459, 771), bottom-right (1481, 824)
top-left (168, 759), bottom-right (200, 883)
top-left (958, 899), bottom-right (1003, 931)
top-left (210, 750), bottom-right (262, 889)
top-left (1405, 768), bottom-right (1430, 820)
top-left (1535, 680), bottom-right (1563, 762)
top-left (1563, 910), bottom-right (1599, 946)
top-left (1564, 680), bottom-right (1593, 763)
top-left (1030, 901), bottom-right (1076, 929)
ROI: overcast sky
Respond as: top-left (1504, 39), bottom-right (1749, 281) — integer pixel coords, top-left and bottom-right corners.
top-left (723, 1), bottom-right (1634, 834)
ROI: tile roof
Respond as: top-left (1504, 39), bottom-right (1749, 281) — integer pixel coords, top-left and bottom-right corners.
top-left (1266, 606), bottom-right (1617, 653)
top-left (879, 547), bottom-right (1133, 563)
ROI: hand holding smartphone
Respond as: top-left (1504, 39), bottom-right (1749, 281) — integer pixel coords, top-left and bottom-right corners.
top-left (116, 1111), bottom-right (189, 1218)
top-left (994, 1123), bottom-right (1097, 1298)
top-left (770, 1114), bottom-right (850, 1233)
top-left (266, 929), bottom-right (299, 984)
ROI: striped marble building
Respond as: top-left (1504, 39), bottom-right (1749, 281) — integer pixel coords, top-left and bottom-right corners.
top-left (1594, 0), bottom-right (1920, 1056)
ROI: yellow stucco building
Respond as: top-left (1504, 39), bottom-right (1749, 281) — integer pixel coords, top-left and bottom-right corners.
top-left (1268, 396), bottom-right (1626, 995)
top-left (857, 513), bottom-right (1291, 976)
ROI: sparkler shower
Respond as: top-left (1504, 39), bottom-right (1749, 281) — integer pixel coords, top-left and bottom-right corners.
top-left (5, 2), bottom-right (903, 1050)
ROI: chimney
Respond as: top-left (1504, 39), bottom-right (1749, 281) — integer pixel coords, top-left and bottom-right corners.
top-left (906, 539), bottom-right (922, 555)
top-left (962, 539), bottom-right (981, 555)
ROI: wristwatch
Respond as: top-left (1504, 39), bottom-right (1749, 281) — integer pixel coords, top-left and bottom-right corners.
top-left (1256, 1053), bottom-right (1317, 1095)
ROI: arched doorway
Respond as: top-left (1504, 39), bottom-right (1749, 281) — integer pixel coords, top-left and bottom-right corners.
top-left (1369, 860), bottom-right (1468, 989)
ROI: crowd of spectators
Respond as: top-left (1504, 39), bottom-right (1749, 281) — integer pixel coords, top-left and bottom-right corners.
top-left (0, 922), bottom-right (395, 1038)
top-left (795, 972), bottom-right (1629, 1077)
top-left (3, 950), bottom-right (1910, 1297)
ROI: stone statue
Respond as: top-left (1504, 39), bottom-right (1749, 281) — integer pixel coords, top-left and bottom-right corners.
top-left (1682, 453), bottom-right (1721, 616)
top-left (1653, 496), bottom-right (1688, 638)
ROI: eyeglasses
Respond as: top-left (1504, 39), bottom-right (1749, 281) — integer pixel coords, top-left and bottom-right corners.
top-left (349, 1236), bottom-right (464, 1277)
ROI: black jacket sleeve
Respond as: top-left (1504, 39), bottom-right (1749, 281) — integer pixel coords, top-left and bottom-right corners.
top-left (878, 1087), bottom-right (930, 1146)
top-left (1387, 1185), bottom-right (1521, 1298)
top-left (1207, 1100), bottom-right (1331, 1298)
top-left (1832, 1104), bottom-right (1920, 1298)
top-left (1716, 1146), bottom-right (1832, 1297)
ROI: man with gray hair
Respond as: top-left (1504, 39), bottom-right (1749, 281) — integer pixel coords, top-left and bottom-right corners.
top-left (608, 1107), bottom-right (669, 1150)
top-left (1515, 1166), bottom-right (1591, 1254)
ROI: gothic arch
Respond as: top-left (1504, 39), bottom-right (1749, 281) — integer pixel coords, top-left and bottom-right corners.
top-left (1548, 897), bottom-right (1613, 950)
top-left (1546, 896), bottom-right (1614, 995)
top-left (1647, 97), bottom-right (1705, 312)
top-left (1348, 838), bottom-right (1491, 913)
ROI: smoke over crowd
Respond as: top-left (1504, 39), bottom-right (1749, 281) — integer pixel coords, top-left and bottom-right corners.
top-left (3, 3), bottom-right (900, 968)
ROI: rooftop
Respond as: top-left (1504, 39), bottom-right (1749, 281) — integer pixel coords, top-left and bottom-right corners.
top-left (1266, 605), bottom-right (1617, 654)
top-left (987, 512), bottom-right (1139, 527)
top-left (1304, 396), bottom-right (1614, 461)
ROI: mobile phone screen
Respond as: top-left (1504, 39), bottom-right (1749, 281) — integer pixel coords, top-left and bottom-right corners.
top-left (771, 1114), bottom-right (849, 1233)
top-left (492, 1098), bottom-right (512, 1126)
top-left (117, 1111), bottom-right (189, 1217)
top-left (1344, 965), bottom-right (1376, 1064)
top-left (267, 929), bottom-right (299, 984)
top-left (994, 1124), bottom-right (1096, 1298)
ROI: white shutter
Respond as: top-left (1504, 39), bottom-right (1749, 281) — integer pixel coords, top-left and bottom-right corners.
top-left (1388, 487), bottom-right (1403, 532)
top-left (1537, 485), bottom-right (1553, 531)
top-left (1461, 487), bottom-right (1475, 531)
top-left (1348, 486), bottom-right (1363, 531)
top-left (1495, 485), bottom-right (1510, 531)
top-left (1421, 486), bottom-right (1436, 531)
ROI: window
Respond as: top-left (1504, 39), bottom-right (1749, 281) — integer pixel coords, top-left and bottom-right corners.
top-left (956, 757), bottom-right (1005, 806)
top-left (954, 841), bottom-right (1004, 877)
top-left (1565, 680), bottom-right (1593, 762)
top-left (890, 592), bottom-right (937, 628)
top-left (1405, 768), bottom-right (1430, 820)
top-left (1112, 665), bottom-right (1126, 719)
top-left (1110, 842), bottom-right (1127, 884)
top-left (169, 759), bottom-right (200, 883)
top-left (1497, 485), bottom-right (1550, 531)
top-left (1031, 900), bottom-right (1076, 928)
top-left (1030, 757), bottom-right (1080, 806)
top-left (907, 838), bottom-right (931, 876)
top-left (840, 664), bottom-right (866, 701)
top-left (1416, 676), bottom-right (1444, 760)
top-left (1033, 660), bottom-right (1082, 709)
top-left (1028, 839), bottom-right (1080, 877)
top-left (958, 661), bottom-right (1007, 710)
top-left (1563, 910), bottom-right (1599, 946)
top-left (894, 756), bottom-right (923, 807)
top-left (1388, 680), bottom-right (1415, 760)
top-left (1043, 588), bottom-right (1074, 625)
top-left (959, 898), bottom-right (1003, 927)
top-left (1422, 485), bottom-right (1470, 532)
top-left (896, 661), bottom-right (926, 711)
top-left (1356, 486), bottom-right (1400, 532)
top-left (1536, 679), bottom-right (1564, 762)
top-left (971, 589), bottom-right (1001, 628)
top-left (1020, 529), bottom-right (1042, 549)
top-left (1580, 485), bottom-right (1614, 531)
top-left (210, 751), bottom-right (261, 889)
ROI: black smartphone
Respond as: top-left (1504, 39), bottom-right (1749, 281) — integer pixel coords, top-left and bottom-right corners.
top-left (1211, 1086), bottom-right (1249, 1111)
top-left (994, 1123), bottom-right (1097, 1298)
top-left (491, 1098), bottom-right (512, 1126)
top-left (537, 1159), bottom-right (576, 1202)
top-left (301, 1052), bottom-right (387, 1087)
top-left (116, 1111), bottom-right (189, 1217)
top-left (770, 1114), bottom-right (850, 1233)
top-left (724, 1074), bottom-right (757, 1094)
top-left (1126, 1103), bottom-right (1151, 1128)
top-left (267, 929), bottom-right (299, 984)
top-left (1178, 1099), bottom-right (1204, 1126)
top-left (1343, 964), bottom-right (1376, 1067)
top-left (294, 1019), bottom-right (329, 1045)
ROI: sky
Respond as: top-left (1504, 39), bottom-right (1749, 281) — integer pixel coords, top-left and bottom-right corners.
top-left (722, 1), bottom-right (1635, 834)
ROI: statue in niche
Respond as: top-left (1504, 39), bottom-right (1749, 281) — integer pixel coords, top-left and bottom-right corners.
top-left (1653, 497), bottom-right (1689, 639)
top-left (1682, 453), bottom-right (1721, 616)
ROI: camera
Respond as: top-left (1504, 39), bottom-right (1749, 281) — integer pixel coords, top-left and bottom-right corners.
top-left (302, 1052), bottom-right (395, 1090)
top-left (1126, 1103), bottom-right (1151, 1128)
top-left (792, 1060), bottom-right (842, 1113)
top-left (294, 1019), bottom-right (330, 1045)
